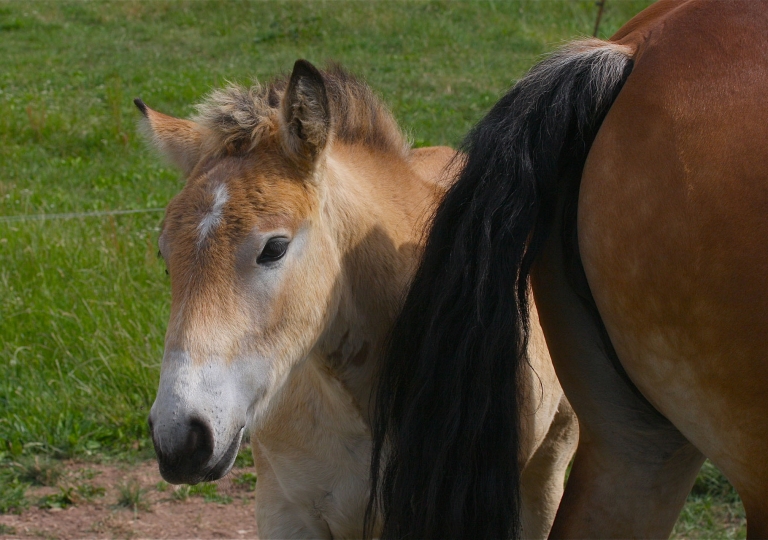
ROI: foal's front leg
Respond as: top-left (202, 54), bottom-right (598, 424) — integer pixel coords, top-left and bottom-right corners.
top-left (252, 442), bottom-right (333, 540)
top-left (520, 396), bottom-right (578, 539)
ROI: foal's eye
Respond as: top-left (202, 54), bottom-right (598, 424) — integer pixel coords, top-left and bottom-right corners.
top-left (257, 237), bottom-right (289, 265)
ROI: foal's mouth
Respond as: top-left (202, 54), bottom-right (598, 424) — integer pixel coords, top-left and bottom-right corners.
top-left (202, 426), bottom-right (245, 482)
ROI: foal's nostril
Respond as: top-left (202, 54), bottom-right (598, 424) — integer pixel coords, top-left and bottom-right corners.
top-left (152, 416), bottom-right (216, 484)
top-left (185, 418), bottom-right (214, 467)
top-left (184, 423), bottom-right (199, 454)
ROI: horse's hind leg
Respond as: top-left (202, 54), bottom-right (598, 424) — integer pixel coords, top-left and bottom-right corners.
top-left (531, 229), bottom-right (705, 539)
top-left (520, 396), bottom-right (578, 539)
top-left (551, 430), bottom-right (703, 539)
top-left (742, 495), bottom-right (768, 538)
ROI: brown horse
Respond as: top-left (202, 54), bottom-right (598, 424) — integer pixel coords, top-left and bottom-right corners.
top-left (370, 1), bottom-right (768, 538)
top-left (136, 61), bottom-right (576, 538)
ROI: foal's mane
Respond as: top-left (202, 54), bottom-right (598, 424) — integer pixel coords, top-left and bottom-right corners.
top-left (194, 64), bottom-right (409, 158)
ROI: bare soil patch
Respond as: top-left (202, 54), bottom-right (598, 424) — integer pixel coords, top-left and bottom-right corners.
top-left (0, 460), bottom-right (259, 540)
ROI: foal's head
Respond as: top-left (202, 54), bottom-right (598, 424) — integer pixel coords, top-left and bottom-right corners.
top-left (140, 61), bottom-right (405, 484)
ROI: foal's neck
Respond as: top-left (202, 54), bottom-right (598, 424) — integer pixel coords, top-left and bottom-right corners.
top-left (314, 143), bottom-right (447, 426)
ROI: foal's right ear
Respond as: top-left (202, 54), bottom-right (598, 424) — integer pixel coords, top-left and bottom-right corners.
top-left (280, 60), bottom-right (331, 170)
top-left (134, 98), bottom-right (204, 176)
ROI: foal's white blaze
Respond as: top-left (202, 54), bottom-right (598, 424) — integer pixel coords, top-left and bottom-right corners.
top-left (197, 183), bottom-right (229, 245)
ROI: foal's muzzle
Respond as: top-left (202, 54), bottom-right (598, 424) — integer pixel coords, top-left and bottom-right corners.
top-left (148, 414), bottom-right (244, 484)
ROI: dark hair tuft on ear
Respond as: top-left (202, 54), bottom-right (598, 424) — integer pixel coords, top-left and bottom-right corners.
top-left (134, 98), bottom-right (148, 117)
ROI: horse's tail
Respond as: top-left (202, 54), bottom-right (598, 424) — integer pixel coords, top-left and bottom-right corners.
top-left (367, 39), bottom-right (634, 539)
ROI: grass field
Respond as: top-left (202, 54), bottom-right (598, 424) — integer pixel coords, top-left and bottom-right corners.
top-left (0, 1), bottom-right (746, 536)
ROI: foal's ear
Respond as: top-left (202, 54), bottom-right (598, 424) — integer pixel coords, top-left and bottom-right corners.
top-left (280, 60), bottom-right (330, 169)
top-left (134, 98), bottom-right (204, 176)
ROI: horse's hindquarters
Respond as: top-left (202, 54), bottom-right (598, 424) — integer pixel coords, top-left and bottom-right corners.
top-left (579, 1), bottom-right (768, 526)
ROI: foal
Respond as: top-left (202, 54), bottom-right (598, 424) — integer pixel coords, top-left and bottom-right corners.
top-left (138, 60), bottom-right (575, 538)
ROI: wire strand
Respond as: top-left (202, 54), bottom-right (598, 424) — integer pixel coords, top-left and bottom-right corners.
top-left (0, 208), bottom-right (165, 224)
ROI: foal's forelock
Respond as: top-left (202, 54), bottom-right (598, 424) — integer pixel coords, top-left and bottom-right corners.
top-left (192, 66), bottom-right (408, 161)
top-left (159, 64), bottom-right (410, 267)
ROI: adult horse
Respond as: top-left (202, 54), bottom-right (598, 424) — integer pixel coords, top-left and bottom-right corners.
top-left (370, 1), bottom-right (768, 538)
top-left (136, 61), bottom-right (576, 538)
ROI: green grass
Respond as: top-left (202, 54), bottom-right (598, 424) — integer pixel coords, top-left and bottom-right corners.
top-left (172, 482), bottom-right (232, 505)
top-left (233, 472), bottom-right (258, 492)
top-left (36, 484), bottom-right (105, 509)
top-left (1, 214), bottom-right (167, 458)
top-left (234, 446), bottom-right (255, 468)
top-left (12, 456), bottom-right (63, 486)
top-left (0, 0), bottom-right (745, 535)
top-left (671, 462), bottom-right (746, 539)
top-left (0, 469), bottom-right (28, 514)
top-left (116, 480), bottom-right (149, 511)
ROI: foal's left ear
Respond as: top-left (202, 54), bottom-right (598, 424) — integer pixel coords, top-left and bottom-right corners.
top-left (280, 60), bottom-right (330, 170)
top-left (134, 98), bottom-right (204, 176)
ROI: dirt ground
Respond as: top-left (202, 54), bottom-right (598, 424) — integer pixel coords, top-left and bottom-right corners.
top-left (0, 459), bottom-right (260, 540)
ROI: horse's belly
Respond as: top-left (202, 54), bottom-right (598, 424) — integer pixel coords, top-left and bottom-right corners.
top-left (578, 9), bottom-right (768, 499)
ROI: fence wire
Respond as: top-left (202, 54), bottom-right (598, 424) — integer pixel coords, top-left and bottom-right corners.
top-left (0, 208), bottom-right (165, 224)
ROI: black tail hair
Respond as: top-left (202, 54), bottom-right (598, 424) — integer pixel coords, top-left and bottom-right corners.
top-left (367, 40), bottom-right (634, 539)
